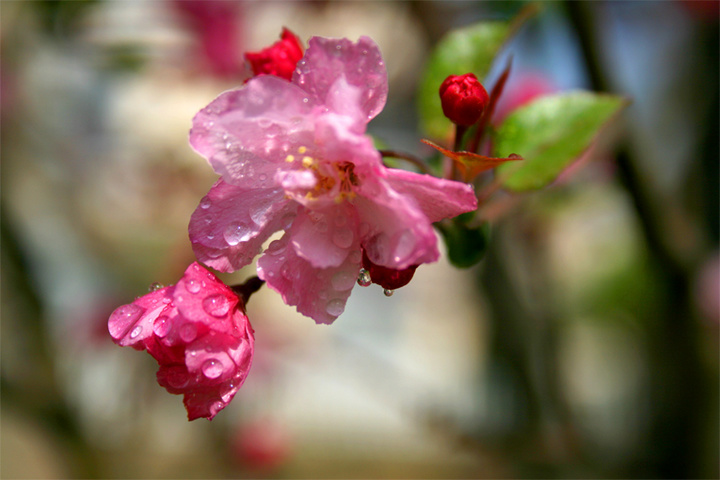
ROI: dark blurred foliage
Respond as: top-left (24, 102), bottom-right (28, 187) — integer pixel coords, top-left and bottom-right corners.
top-left (1, 1), bottom-right (718, 478)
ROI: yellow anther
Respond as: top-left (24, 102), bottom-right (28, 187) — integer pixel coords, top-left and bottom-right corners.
top-left (285, 154), bottom-right (295, 163)
top-left (298, 146), bottom-right (307, 154)
top-left (302, 156), bottom-right (314, 167)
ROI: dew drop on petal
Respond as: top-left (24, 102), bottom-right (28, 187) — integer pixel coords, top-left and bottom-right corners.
top-left (202, 359), bottom-right (223, 379)
top-left (129, 325), bottom-right (142, 339)
top-left (332, 271), bottom-right (356, 291)
top-left (383, 289), bottom-right (394, 297)
top-left (109, 304), bottom-right (144, 340)
top-left (180, 323), bottom-right (198, 342)
top-left (357, 269), bottom-right (372, 287)
top-left (224, 222), bottom-right (253, 246)
top-left (199, 198), bottom-right (211, 210)
top-left (326, 298), bottom-right (345, 316)
top-left (148, 282), bottom-right (164, 292)
top-left (153, 315), bottom-right (171, 338)
top-left (332, 229), bottom-right (354, 249)
top-left (267, 240), bottom-right (284, 255)
top-left (203, 294), bottom-right (230, 317)
top-left (167, 366), bottom-right (189, 388)
top-left (186, 279), bottom-right (201, 294)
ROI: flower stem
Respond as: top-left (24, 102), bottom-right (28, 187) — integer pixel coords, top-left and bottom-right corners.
top-left (231, 276), bottom-right (265, 304)
top-left (379, 149), bottom-right (432, 175)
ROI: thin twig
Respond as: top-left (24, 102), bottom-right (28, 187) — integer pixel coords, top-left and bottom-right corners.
top-left (379, 149), bottom-right (432, 175)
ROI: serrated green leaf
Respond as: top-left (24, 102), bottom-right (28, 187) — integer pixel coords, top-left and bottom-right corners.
top-left (418, 21), bottom-right (511, 139)
top-left (494, 91), bottom-right (627, 192)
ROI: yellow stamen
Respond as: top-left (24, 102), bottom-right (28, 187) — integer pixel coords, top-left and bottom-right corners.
top-left (298, 146), bottom-right (307, 154)
top-left (285, 154), bottom-right (295, 163)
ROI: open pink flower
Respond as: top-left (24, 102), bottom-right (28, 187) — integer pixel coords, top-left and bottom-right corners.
top-left (188, 35), bottom-right (477, 324)
top-left (108, 262), bottom-right (254, 420)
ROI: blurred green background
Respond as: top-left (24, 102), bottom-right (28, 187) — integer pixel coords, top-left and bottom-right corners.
top-left (1, 1), bottom-right (718, 478)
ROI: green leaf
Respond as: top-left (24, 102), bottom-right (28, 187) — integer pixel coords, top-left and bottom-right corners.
top-left (436, 217), bottom-right (490, 269)
top-left (418, 21), bottom-right (511, 139)
top-left (494, 91), bottom-right (627, 192)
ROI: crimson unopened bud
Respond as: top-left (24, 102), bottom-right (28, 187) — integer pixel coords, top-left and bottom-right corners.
top-left (244, 28), bottom-right (303, 81)
top-left (362, 250), bottom-right (419, 291)
top-left (439, 73), bottom-right (489, 126)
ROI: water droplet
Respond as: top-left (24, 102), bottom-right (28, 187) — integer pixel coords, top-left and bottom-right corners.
top-left (109, 304), bottom-right (145, 340)
top-left (267, 240), bottom-right (284, 255)
top-left (186, 278), bottom-right (201, 294)
top-left (203, 294), bottom-right (230, 317)
top-left (357, 269), bottom-right (372, 287)
top-left (148, 282), bottom-right (164, 292)
top-left (302, 97), bottom-right (309, 103)
top-left (202, 359), bottom-right (223, 379)
top-left (129, 325), bottom-right (142, 339)
top-left (281, 264), bottom-right (293, 279)
top-left (383, 289), bottom-right (394, 297)
top-left (365, 233), bottom-right (389, 264)
top-left (393, 229), bottom-right (416, 263)
top-left (332, 271), bottom-right (356, 291)
top-left (332, 229), bottom-right (354, 249)
top-left (258, 173), bottom-right (268, 182)
top-left (180, 323), bottom-right (197, 342)
top-left (153, 315), bottom-right (171, 338)
top-left (326, 298), bottom-right (345, 316)
top-left (250, 199), bottom-right (274, 225)
top-left (167, 366), bottom-right (189, 388)
top-left (224, 222), bottom-right (252, 245)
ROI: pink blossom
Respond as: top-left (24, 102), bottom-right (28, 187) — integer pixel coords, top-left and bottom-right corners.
top-left (188, 35), bottom-right (477, 324)
top-left (108, 262), bottom-right (254, 420)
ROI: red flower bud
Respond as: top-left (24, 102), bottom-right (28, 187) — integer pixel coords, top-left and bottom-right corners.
top-left (439, 73), bottom-right (489, 126)
top-left (362, 250), bottom-right (419, 291)
top-left (244, 28), bottom-right (303, 81)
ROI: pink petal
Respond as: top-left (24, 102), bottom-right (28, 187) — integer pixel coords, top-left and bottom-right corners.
top-left (173, 262), bottom-right (239, 331)
top-left (257, 234), bottom-right (362, 324)
top-left (108, 287), bottom-right (174, 349)
top-left (383, 168), bottom-right (478, 222)
top-left (189, 75), bottom-right (317, 184)
top-left (293, 36), bottom-right (387, 121)
top-left (355, 178), bottom-right (440, 270)
top-left (290, 205), bottom-right (359, 269)
top-left (189, 179), bottom-right (297, 272)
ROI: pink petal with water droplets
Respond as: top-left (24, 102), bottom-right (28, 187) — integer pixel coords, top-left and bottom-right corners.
top-left (257, 234), bottom-right (361, 324)
top-left (109, 262), bottom-right (254, 421)
top-left (383, 168), bottom-right (478, 222)
top-left (189, 75), bottom-right (317, 184)
top-left (355, 178), bottom-right (440, 270)
top-left (290, 206), bottom-right (359, 269)
top-left (108, 287), bottom-right (174, 349)
top-left (189, 179), bottom-right (297, 272)
top-left (293, 36), bottom-right (387, 121)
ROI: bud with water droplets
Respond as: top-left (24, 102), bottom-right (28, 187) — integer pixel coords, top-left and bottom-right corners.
top-left (439, 73), bottom-right (489, 127)
top-left (361, 250), bottom-right (418, 291)
top-left (108, 262), bottom-right (254, 421)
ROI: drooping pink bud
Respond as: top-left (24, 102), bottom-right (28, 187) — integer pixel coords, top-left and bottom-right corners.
top-left (244, 28), bottom-right (303, 81)
top-left (108, 262), bottom-right (254, 421)
top-left (361, 250), bottom-right (419, 291)
top-left (439, 73), bottom-right (490, 126)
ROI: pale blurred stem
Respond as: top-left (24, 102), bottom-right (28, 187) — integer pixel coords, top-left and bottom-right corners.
top-left (566, 2), bottom-right (711, 477)
top-left (378, 149), bottom-right (432, 175)
top-left (231, 276), bottom-right (265, 305)
top-left (0, 212), bottom-right (100, 478)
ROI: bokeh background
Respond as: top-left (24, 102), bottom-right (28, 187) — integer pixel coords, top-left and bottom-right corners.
top-left (1, 1), bottom-right (718, 478)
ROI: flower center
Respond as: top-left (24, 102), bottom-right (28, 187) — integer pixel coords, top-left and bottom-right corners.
top-left (285, 146), bottom-right (359, 203)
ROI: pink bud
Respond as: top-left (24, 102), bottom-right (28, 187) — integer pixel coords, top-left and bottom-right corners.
top-left (439, 73), bottom-right (490, 126)
top-left (244, 28), bottom-right (303, 81)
